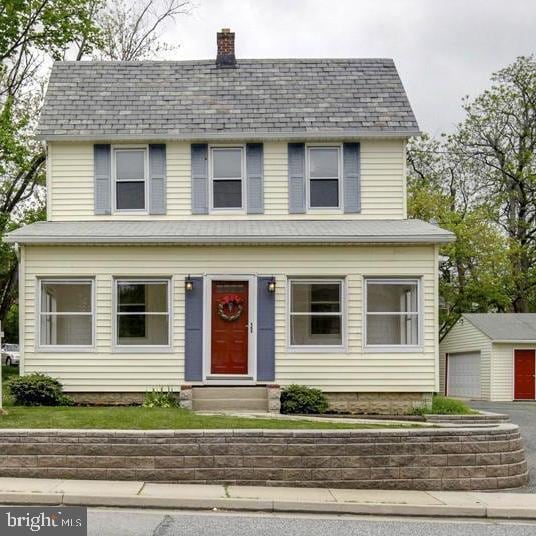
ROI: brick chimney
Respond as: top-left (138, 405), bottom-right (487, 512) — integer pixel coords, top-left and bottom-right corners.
top-left (216, 28), bottom-right (236, 68)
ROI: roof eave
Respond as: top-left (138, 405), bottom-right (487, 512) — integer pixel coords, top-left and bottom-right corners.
top-left (6, 234), bottom-right (454, 245)
top-left (37, 129), bottom-right (421, 142)
top-left (490, 339), bottom-right (536, 343)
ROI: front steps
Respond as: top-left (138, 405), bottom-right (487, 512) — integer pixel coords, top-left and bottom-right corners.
top-left (191, 386), bottom-right (270, 412)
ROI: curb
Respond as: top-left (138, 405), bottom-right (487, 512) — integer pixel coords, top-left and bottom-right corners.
top-left (0, 492), bottom-right (534, 519)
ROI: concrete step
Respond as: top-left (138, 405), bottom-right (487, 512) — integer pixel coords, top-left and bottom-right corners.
top-left (192, 398), bottom-right (269, 412)
top-left (192, 387), bottom-right (268, 400)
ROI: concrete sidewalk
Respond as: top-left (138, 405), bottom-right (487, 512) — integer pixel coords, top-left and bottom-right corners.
top-left (0, 477), bottom-right (535, 519)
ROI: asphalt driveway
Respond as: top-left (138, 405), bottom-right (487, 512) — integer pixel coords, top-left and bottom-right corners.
top-left (469, 401), bottom-right (536, 493)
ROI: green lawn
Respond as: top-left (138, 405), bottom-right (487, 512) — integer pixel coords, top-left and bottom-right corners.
top-left (0, 405), bottom-right (419, 429)
top-left (0, 365), bottom-right (417, 430)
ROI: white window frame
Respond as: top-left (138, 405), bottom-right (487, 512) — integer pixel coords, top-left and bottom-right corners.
top-left (364, 278), bottom-right (422, 352)
top-left (306, 144), bottom-right (343, 211)
top-left (37, 278), bottom-right (95, 352)
top-left (112, 145), bottom-right (149, 213)
top-left (209, 145), bottom-right (246, 212)
top-left (113, 278), bottom-right (172, 353)
top-left (287, 278), bottom-right (347, 352)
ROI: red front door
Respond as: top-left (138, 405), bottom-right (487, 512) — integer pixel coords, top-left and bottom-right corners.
top-left (211, 281), bottom-right (249, 375)
top-left (514, 350), bottom-right (535, 400)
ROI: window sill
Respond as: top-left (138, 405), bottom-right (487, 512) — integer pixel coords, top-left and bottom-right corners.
top-left (36, 346), bottom-right (96, 353)
top-left (208, 209), bottom-right (246, 215)
top-left (113, 346), bottom-right (174, 354)
top-left (363, 346), bottom-right (424, 354)
top-left (286, 346), bottom-right (348, 354)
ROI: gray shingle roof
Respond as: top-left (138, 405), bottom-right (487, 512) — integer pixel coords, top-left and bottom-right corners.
top-left (38, 59), bottom-right (419, 140)
top-left (5, 219), bottom-right (452, 245)
top-left (464, 314), bottom-right (536, 341)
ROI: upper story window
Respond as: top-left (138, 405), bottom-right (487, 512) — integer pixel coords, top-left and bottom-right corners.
top-left (365, 278), bottom-right (421, 350)
top-left (210, 147), bottom-right (244, 210)
top-left (113, 147), bottom-right (147, 212)
top-left (307, 146), bottom-right (341, 209)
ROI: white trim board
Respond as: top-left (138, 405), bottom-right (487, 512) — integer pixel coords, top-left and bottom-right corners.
top-left (202, 274), bottom-right (258, 383)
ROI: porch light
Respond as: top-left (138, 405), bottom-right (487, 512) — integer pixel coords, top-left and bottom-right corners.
top-left (267, 277), bottom-right (276, 293)
top-left (185, 275), bottom-right (194, 292)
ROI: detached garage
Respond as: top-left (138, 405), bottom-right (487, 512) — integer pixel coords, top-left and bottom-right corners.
top-left (439, 314), bottom-right (536, 402)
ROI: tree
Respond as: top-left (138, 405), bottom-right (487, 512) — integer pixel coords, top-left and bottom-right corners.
top-left (450, 56), bottom-right (536, 312)
top-left (0, 0), bottom-right (193, 332)
top-left (0, 0), bottom-right (102, 323)
top-left (408, 135), bottom-right (511, 339)
top-left (93, 0), bottom-right (191, 61)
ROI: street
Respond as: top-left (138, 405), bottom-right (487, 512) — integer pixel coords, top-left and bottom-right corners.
top-left (87, 508), bottom-right (536, 536)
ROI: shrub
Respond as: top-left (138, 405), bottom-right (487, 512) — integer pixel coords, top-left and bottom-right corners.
top-left (143, 387), bottom-right (178, 408)
top-left (7, 374), bottom-right (73, 406)
top-left (280, 384), bottom-right (328, 414)
top-left (414, 394), bottom-right (475, 415)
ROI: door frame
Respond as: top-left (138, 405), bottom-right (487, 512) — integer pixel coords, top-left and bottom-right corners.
top-left (202, 274), bottom-right (257, 384)
top-left (512, 348), bottom-right (536, 401)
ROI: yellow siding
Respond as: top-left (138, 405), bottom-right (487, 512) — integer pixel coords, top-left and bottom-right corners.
top-left (439, 319), bottom-right (492, 399)
top-left (48, 140), bottom-right (406, 221)
top-left (22, 244), bottom-right (436, 392)
top-left (491, 343), bottom-right (536, 401)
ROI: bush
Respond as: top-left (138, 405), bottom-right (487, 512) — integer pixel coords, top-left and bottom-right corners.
top-left (280, 384), bottom-right (328, 414)
top-left (414, 394), bottom-right (475, 415)
top-left (7, 374), bottom-right (73, 406)
top-left (143, 387), bottom-right (178, 408)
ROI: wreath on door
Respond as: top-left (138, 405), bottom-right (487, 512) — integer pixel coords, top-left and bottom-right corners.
top-left (217, 294), bottom-right (244, 322)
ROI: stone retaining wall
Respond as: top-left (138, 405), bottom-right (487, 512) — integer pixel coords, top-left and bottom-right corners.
top-left (326, 392), bottom-right (433, 414)
top-left (0, 425), bottom-right (527, 490)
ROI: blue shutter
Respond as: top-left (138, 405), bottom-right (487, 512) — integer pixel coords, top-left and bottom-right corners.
top-left (246, 143), bottom-right (264, 214)
top-left (149, 144), bottom-right (166, 215)
top-left (191, 144), bottom-right (208, 214)
top-left (343, 142), bottom-right (361, 213)
top-left (257, 277), bottom-right (275, 382)
top-left (94, 144), bottom-right (111, 215)
top-left (185, 277), bottom-right (204, 381)
top-left (288, 143), bottom-right (306, 214)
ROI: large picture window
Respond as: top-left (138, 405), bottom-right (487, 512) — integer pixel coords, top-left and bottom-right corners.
top-left (113, 147), bottom-right (147, 211)
top-left (365, 279), bottom-right (421, 348)
top-left (289, 279), bottom-right (344, 348)
top-left (307, 146), bottom-right (341, 209)
top-left (115, 280), bottom-right (170, 347)
top-left (210, 147), bottom-right (244, 210)
top-left (39, 280), bottom-right (94, 347)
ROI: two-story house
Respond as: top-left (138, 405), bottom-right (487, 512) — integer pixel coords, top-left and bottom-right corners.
top-left (6, 29), bottom-right (453, 413)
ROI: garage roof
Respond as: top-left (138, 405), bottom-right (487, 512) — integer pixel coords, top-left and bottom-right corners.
top-left (464, 314), bottom-right (536, 342)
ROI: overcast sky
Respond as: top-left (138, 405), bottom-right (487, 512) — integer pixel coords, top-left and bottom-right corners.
top-left (162, 0), bottom-right (536, 135)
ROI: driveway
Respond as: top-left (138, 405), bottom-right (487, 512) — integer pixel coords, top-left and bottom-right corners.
top-left (469, 401), bottom-right (536, 493)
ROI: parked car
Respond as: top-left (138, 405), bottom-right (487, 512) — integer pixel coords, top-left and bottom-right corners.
top-left (1, 344), bottom-right (20, 367)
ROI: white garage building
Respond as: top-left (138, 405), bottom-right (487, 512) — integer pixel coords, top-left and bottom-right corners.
top-left (439, 314), bottom-right (536, 401)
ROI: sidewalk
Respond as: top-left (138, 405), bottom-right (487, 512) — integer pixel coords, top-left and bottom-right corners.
top-left (0, 477), bottom-right (535, 519)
